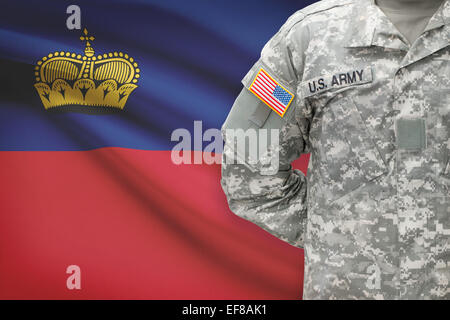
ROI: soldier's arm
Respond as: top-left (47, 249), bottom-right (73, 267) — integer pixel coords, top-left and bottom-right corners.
top-left (221, 18), bottom-right (311, 248)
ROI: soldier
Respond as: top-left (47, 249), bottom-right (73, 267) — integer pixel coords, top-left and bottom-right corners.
top-left (221, 0), bottom-right (449, 299)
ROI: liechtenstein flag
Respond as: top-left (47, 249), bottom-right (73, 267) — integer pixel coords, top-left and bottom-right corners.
top-left (0, 0), bottom-right (311, 299)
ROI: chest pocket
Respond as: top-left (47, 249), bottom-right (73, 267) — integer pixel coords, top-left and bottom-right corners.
top-left (318, 95), bottom-right (388, 203)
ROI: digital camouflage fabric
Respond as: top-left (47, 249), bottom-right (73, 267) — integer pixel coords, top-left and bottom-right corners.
top-left (221, 0), bottom-right (450, 299)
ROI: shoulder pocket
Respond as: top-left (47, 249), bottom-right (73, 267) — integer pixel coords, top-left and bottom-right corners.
top-left (242, 61), bottom-right (297, 122)
top-left (222, 88), bottom-right (286, 174)
top-left (318, 96), bottom-right (388, 203)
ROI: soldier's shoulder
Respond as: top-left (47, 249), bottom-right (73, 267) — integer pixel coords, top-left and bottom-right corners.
top-left (281, 0), bottom-right (357, 32)
top-left (299, 0), bottom-right (356, 17)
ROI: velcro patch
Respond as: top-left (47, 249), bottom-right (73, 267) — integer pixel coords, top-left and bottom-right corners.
top-left (249, 68), bottom-right (295, 117)
top-left (395, 117), bottom-right (427, 150)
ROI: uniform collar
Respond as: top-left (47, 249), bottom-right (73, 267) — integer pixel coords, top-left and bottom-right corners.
top-left (426, 0), bottom-right (450, 30)
top-left (343, 0), bottom-right (450, 50)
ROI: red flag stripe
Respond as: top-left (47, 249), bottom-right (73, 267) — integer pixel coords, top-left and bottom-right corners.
top-left (251, 83), bottom-right (285, 113)
top-left (251, 86), bottom-right (284, 114)
top-left (258, 73), bottom-right (277, 91)
top-left (0, 149), bottom-right (307, 299)
top-left (259, 72), bottom-right (278, 90)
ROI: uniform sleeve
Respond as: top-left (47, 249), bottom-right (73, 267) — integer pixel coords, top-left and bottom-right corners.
top-left (220, 18), bottom-right (311, 248)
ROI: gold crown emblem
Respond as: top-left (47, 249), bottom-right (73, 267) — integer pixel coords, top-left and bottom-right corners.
top-left (34, 28), bottom-right (140, 111)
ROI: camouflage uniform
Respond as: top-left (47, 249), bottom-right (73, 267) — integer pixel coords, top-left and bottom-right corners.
top-left (221, 0), bottom-right (450, 299)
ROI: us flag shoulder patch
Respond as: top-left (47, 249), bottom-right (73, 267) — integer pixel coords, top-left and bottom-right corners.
top-left (249, 68), bottom-right (295, 117)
